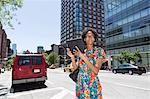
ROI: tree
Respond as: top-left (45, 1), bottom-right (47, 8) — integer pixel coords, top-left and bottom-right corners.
top-left (0, 0), bottom-right (23, 27)
top-left (121, 50), bottom-right (134, 63)
top-left (5, 55), bottom-right (15, 70)
top-left (117, 50), bottom-right (142, 64)
top-left (45, 52), bottom-right (58, 65)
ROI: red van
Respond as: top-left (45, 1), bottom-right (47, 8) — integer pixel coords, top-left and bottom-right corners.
top-left (12, 54), bottom-right (47, 85)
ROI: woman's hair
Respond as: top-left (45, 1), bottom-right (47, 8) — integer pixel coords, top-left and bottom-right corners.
top-left (81, 28), bottom-right (98, 45)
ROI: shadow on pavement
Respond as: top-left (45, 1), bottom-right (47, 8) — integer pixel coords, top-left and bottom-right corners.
top-left (10, 82), bottom-right (47, 93)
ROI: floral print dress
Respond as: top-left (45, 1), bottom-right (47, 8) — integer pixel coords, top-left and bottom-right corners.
top-left (76, 47), bottom-right (106, 99)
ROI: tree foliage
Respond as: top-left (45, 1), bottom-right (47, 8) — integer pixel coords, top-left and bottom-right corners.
top-left (45, 52), bottom-right (58, 65)
top-left (0, 0), bottom-right (23, 27)
top-left (5, 54), bottom-right (15, 70)
top-left (117, 50), bottom-right (141, 64)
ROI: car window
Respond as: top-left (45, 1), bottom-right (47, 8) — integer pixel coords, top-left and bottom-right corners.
top-left (124, 64), bottom-right (129, 67)
top-left (32, 56), bottom-right (42, 65)
top-left (119, 64), bottom-right (128, 68)
top-left (18, 56), bottom-right (30, 66)
top-left (119, 64), bottom-right (124, 68)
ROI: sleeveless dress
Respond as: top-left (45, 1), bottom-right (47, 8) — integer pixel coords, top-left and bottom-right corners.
top-left (76, 47), bottom-right (106, 99)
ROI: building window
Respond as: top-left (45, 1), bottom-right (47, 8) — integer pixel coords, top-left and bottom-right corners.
top-left (84, 22), bottom-right (87, 26)
top-left (88, 6), bottom-right (91, 10)
top-left (79, 4), bottom-right (82, 8)
top-left (89, 15), bottom-right (92, 18)
top-left (84, 0), bottom-right (87, 4)
top-left (84, 18), bottom-right (88, 22)
top-left (79, 22), bottom-right (82, 26)
top-left (88, 1), bottom-right (91, 5)
top-left (93, 16), bottom-right (96, 19)
top-left (93, 8), bottom-right (96, 11)
top-left (89, 24), bottom-right (92, 27)
top-left (93, 20), bottom-right (96, 24)
top-left (97, 12), bottom-right (100, 16)
top-left (128, 15), bottom-right (134, 22)
top-left (84, 14), bottom-right (87, 17)
top-left (141, 8), bottom-right (148, 17)
top-left (89, 19), bottom-right (92, 23)
top-left (93, 11), bottom-right (96, 15)
top-left (88, 10), bottom-right (92, 14)
top-left (93, 3), bottom-right (97, 7)
top-left (134, 12), bottom-right (140, 20)
top-left (84, 5), bottom-right (87, 9)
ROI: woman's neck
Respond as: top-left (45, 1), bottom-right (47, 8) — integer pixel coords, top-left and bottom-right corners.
top-left (86, 44), bottom-right (93, 51)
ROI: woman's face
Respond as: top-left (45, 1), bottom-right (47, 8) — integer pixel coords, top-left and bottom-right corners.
top-left (85, 31), bottom-right (95, 45)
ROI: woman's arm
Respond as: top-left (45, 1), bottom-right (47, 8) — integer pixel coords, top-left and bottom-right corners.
top-left (66, 48), bottom-right (78, 69)
top-left (80, 54), bottom-right (102, 75)
top-left (70, 56), bottom-right (78, 69)
top-left (75, 46), bottom-right (102, 75)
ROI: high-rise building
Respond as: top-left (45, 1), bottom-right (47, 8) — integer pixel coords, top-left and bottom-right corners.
top-left (104, 0), bottom-right (150, 69)
top-left (7, 39), bottom-right (13, 57)
top-left (0, 24), bottom-right (7, 59)
top-left (37, 46), bottom-right (44, 54)
top-left (12, 43), bottom-right (17, 54)
top-left (61, 0), bottom-right (105, 50)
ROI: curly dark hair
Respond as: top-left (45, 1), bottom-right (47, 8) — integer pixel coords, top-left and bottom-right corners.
top-left (81, 28), bottom-right (98, 45)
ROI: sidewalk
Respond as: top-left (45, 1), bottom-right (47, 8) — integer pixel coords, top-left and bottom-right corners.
top-left (99, 70), bottom-right (112, 73)
top-left (147, 72), bottom-right (150, 75)
top-left (48, 68), bottom-right (65, 73)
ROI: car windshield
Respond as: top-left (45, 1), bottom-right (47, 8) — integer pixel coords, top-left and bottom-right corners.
top-left (18, 56), bottom-right (30, 66)
top-left (32, 56), bottom-right (42, 65)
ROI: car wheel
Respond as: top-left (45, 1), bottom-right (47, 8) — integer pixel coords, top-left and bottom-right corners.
top-left (129, 70), bottom-right (133, 75)
top-left (64, 69), bottom-right (66, 72)
top-left (10, 88), bottom-right (14, 93)
top-left (138, 72), bottom-right (142, 75)
top-left (113, 70), bottom-right (117, 74)
top-left (10, 86), bottom-right (15, 93)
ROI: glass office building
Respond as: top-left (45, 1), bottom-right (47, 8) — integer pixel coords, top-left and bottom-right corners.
top-left (104, 0), bottom-right (150, 69)
top-left (61, 0), bottom-right (105, 49)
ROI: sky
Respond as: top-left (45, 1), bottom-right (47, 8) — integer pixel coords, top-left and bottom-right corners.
top-left (5, 0), bottom-right (61, 53)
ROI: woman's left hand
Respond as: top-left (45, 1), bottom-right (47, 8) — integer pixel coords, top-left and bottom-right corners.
top-left (75, 46), bottom-right (85, 58)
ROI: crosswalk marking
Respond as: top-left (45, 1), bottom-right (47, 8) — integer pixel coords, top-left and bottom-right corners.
top-left (7, 87), bottom-right (75, 99)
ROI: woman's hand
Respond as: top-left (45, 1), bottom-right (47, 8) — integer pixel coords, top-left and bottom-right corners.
top-left (66, 48), bottom-right (74, 58)
top-left (75, 46), bottom-right (85, 58)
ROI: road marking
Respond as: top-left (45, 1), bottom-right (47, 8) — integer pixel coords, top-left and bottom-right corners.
top-left (50, 88), bottom-right (68, 99)
top-left (7, 87), bottom-right (75, 98)
top-left (103, 81), bottom-right (150, 91)
top-left (7, 87), bottom-right (63, 98)
top-left (46, 80), bottom-right (54, 85)
top-left (51, 87), bottom-right (75, 99)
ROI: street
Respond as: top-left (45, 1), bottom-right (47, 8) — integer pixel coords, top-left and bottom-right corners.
top-left (0, 68), bottom-right (150, 99)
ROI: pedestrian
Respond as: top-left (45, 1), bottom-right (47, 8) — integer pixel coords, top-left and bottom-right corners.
top-left (66, 28), bottom-right (106, 99)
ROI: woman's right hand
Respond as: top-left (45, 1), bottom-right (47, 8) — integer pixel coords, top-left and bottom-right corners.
top-left (66, 48), bottom-right (74, 58)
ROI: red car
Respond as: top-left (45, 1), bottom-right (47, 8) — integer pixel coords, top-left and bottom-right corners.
top-left (12, 54), bottom-right (47, 85)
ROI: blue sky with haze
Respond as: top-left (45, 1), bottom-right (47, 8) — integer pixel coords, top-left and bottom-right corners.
top-left (5, 0), bottom-right (61, 53)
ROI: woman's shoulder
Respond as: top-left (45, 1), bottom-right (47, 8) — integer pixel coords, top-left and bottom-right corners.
top-left (94, 47), bottom-right (106, 57)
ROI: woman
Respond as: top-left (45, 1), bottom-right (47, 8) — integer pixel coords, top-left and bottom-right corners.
top-left (66, 28), bottom-right (106, 99)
